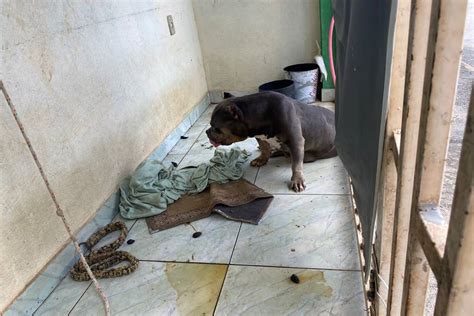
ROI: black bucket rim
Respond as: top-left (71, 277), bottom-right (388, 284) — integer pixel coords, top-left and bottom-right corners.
top-left (258, 79), bottom-right (294, 91)
top-left (283, 63), bottom-right (319, 72)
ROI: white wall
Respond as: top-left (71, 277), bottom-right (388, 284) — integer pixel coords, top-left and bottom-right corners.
top-left (0, 0), bottom-right (207, 310)
top-left (192, 0), bottom-right (320, 92)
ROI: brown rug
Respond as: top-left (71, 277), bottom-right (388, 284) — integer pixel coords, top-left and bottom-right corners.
top-left (146, 179), bottom-right (273, 234)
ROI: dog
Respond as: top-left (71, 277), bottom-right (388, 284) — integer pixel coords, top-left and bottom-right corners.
top-left (206, 91), bottom-right (336, 192)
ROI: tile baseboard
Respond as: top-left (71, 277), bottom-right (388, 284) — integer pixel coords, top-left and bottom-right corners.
top-left (321, 88), bottom-right (335, 102)
top-left (147, 93), bottom-right (210, 161)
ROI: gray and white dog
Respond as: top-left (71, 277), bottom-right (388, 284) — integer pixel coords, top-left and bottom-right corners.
top-left (206, 91), bottom-right (337, 192)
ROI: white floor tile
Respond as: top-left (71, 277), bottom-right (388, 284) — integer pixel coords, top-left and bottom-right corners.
top-left (70, 262), bottom-right (226, 315)
top-left (231, 195), bottom-right (360, 270)
top-left (255, 156), bottom-right (350, 195)
top-left (35, 217), bottom-right (137, 314)
top-left (193, 104), bottom-right (216, 126)
top-left (215, 265), bottom-right (366, 316)
top-left (168, 125), bottom-right (206, 155)
top-left (161, 154), bottom-right (185, 167)
top-left (125, 215), bottom-right (241, 264)
top-left (34, 276), bottom-right (91, 315)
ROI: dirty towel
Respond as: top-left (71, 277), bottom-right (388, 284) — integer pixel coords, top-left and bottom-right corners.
top-left (119, 148), bottom-right (249, 219)
top-left (146, 179), bottom-right (274, 233)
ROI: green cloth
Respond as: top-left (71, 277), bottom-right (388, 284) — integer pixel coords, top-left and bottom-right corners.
top-left (119, 148), bottom-right (249, 219)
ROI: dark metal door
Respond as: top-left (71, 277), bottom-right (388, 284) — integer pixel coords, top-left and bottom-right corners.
top-left (332, 0), bottom-right (397, 274)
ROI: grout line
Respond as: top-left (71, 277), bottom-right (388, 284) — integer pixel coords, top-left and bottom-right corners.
top-left (212, 265), bottom-right (229, 316)
top-left (175, 119), bottom-right (209, 165)
top-left (67, 282), bottom-right (93, 315)
top-left (176, 155), bottom-right (186, 166)
top-left (32, 274), bottom-right (71, 314)
top-left (211, 220), bottom-right (246, 314)
top-left (211, 231), bottom-right (241, 316)
top-left (163, 154), bottom-right (186, 168)
top-left (228, 262), bottom-right (362, 272)
top-left (137, 259), bottom-right (361, 272)
top-left (138, 259), bottom-right (228, 266)
top-left (186, 127), bottom-right (208, 155)
top-left (168, 125), bottom-right (207, 158)
top-left (127, 219), bottom-right (139, 232)
top-left (229, 223), bottom-right (243, 264)
top-left (267, 192), bottom-right (351, 196)
top-left (253, 166), bottom-right (260, 184)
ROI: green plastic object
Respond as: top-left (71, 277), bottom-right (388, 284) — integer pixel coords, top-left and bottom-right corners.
top-left (320, 0), bottom-right (336, 89)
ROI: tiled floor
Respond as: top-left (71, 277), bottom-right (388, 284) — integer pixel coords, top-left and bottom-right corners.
top-left (34, 104), bottom-right (367, 315)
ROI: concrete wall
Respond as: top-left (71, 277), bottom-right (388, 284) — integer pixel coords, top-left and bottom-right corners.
top-left (192, 0), bottom-right (320, 92)
top-left (0, 0), bottom-right (207, 310)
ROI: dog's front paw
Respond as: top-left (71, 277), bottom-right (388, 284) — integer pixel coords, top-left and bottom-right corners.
top-left (250, 157), bottom-right (268, 167)
top-left (290, 174), bottom-right (306, 192)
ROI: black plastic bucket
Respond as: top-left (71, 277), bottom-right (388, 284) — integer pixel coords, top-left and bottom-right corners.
top-left (258, 79), bottom-right (296, 99)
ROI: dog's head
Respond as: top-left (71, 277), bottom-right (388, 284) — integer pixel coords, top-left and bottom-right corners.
top-left (206, 101), bottom-right (249, 147)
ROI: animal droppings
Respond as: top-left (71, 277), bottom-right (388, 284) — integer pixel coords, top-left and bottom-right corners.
top-left (180, 135), bottom-right (189, 139)
top-left (290, 274), bottom-right (300, 284)
top-left (126, 239), bottom-right (135, 245)
top-left (192, 232), bottom-right (202, 238)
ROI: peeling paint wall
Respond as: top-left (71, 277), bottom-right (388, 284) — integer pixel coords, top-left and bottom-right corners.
top-left (192, 0), bottom-right (320, 92)
top-left (0, 0), bottom-right (207, 310)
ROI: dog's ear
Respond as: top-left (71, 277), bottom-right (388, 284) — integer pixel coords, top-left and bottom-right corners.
top-left (223, 92), bottom-right (235, 99)
top-left (225, 103), bottom-right (243, 121)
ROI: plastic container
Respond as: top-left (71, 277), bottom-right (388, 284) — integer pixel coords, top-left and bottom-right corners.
top-left (284, 63), bottom-right (320, 103)
top-left (258, 79), bottom-right (296, 99)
